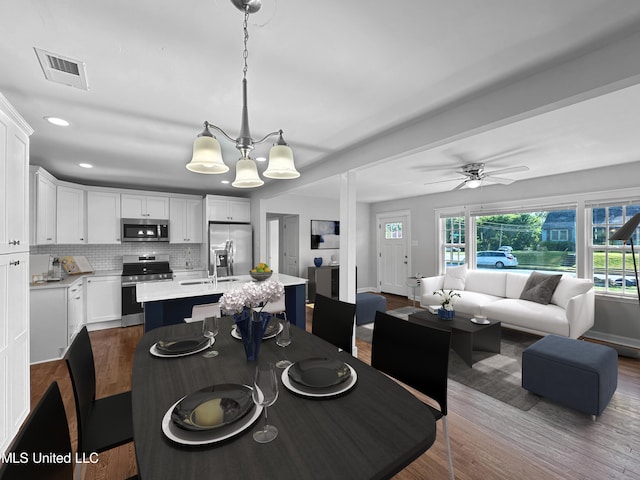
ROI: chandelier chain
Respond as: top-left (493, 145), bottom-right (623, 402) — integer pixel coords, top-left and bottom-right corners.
top-left (242, 6), bottom-right (249, 80)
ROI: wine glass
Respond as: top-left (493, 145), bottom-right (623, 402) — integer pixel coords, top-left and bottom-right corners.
top-left (202, 315), bottom-right (219, 358)
top-left (252, 363), bottom-right (279, 443)
top-left (275, 317), bottom-right (292, 369)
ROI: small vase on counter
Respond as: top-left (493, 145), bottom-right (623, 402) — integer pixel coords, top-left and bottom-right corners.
top-left (313, 257), bottom-right (323, 267)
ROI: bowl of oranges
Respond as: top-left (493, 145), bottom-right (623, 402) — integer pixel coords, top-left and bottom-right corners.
top-left (250, 263), bottom-right (272, 281)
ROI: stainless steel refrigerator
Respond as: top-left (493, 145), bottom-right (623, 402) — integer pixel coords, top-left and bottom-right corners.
top-left (208, 222), bottom-right (253, 277)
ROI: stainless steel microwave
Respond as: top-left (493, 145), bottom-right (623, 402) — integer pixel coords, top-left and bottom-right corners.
top-left (121, 218), bottom-right (169, 242)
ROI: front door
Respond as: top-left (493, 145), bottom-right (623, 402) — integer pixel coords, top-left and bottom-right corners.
top-left (378, 213), bottom-right (410, 296)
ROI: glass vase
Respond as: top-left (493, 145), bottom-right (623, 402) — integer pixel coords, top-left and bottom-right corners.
top-left (234, 309), bottom-right (272, 361)
top-left (437, 307), bottom-right (455, 320)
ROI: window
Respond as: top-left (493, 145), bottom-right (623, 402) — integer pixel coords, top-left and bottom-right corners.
top-left (590, 203), bottom-right (640, 296)
top-left (473, 209), bottom-right (576, 273)
top-left (550, 229), bottom-right (569, 242)
top-left (442, 216), bottom-right (465, 268)
top-left (385, 222), bottom-right (403, 239)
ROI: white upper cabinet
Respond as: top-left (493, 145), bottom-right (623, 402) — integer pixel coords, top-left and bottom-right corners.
top-left (206, 195), bottom-right (250, 223)
top-left (33, 169), bottom-right (57, 245)
top-left (121, 194), bottom-right (169, 219)
top-left (170, 197), bottom-right (203, 244)
top-left (0, 93), bottom-right (31, 455)
top-left (56, 185), bottom-right (86, 244)
top-left (0, 105), bottom-right (29, 254)
top-left (87, 190), bottom-right (121, 244)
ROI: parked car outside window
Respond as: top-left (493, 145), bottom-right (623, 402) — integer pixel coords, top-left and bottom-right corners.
top-left (477, 250), bottom-right (518, 268)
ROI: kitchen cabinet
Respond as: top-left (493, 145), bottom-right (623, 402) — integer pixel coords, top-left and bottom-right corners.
top-left (206, 195), bottom-right (250, 223)
top-left (29, 284), bottom-right (70, 363)
top-left (0, 109), bottom-right (29, 255)
top-left (33, 169), bottom-right (57, 244)
top-left (86, 275), bottom-right (121, 324)
top-left (0, 93), bottom-right (31, 455)
top-left (122, 194), bottom-right (169, 219)
top-left (87, 190), bottom-right (121, 244)
top-left (67, 279), bottom-right (84, 345)
top-left (57, 185), bottom-right (86, 244)
top-left (170, 197), bottom-right (203, 243)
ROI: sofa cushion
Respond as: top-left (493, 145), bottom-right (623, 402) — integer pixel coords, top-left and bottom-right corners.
top-left (505, 272), bottom-right (530, 299)
top-left (482, 299), bottom-right (569, 336)
top-left (519, 272), bottom-right (562, 305)
top-left (464, 270), bottom-right (507, 297)
top-left (421, 290), bottom-right (502, 315)
top-left (443, 265), bottom-right (467, 290)
top-left (552, 277), bottom-right (594, 309)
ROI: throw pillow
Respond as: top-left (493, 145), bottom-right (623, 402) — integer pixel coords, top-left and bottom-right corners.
top-left (443, 265), bottom-right (467, 290)
top-left (519, 272), bottom-right (562, 305)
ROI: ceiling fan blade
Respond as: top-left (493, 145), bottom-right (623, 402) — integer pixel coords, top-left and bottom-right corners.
top-left (423, 176), bottom-right (466, 186)
top-left (453, 180), bottom-right (468, 190)
top-left (484, 175), bottom-right (515, 185)
top-left (485, 165), bottom-right (529, 176)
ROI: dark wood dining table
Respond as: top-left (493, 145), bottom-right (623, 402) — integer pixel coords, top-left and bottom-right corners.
top-left (132, 317), bottom-right (436, 480)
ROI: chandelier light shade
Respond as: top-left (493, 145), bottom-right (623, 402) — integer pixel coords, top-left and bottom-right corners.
top-left (186, 129), bottom-right (229, 174)
top-left (264, 132), bottom-right (299, 179)
top-left (232, 157), bottom-right (264, 188)
top-left (185, 0), bottom-right (299, 188)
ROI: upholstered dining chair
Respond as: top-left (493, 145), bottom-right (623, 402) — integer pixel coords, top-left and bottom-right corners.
top-left (0, 382), bottom-right (72, 480)
top-left (371, 311), bottom-right (455, 480)
top-left (185, 302), bottom-right (221, 323)
top-left (311, 294), bottom-right (356, 354)
top-left (65, 326), bottom-right (134, 480)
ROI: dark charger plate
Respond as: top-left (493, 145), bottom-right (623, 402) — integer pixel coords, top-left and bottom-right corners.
top-left (171, 384), bottom-right (253, 431)
top-left (288, 358), bottom-right (352, 389)
top-left (155, 335), bottom-right (210, 355)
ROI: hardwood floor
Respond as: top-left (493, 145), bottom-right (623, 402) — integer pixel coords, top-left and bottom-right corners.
top-left (29, 294), bottom-right (640, 479)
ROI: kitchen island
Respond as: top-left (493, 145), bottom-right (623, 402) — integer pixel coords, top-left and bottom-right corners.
top-left (136, 273), bottom-right (308, 332)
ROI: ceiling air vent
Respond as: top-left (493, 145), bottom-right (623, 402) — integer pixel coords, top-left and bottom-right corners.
top-left (34, 47), bottom-right (89, 90)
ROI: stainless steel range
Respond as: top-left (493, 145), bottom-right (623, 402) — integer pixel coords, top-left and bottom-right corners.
top-left (121, 254), bottom-right (173, 327)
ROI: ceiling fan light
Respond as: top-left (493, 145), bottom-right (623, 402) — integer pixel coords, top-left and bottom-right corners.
top-left (264, 144), bottom-right (299, 179)
top-left (466, 179), bottom-right (482, 189)
top-left (186, 135), bottom-right (229, 174)
top-left (232, 157), bottom-right (264, 188)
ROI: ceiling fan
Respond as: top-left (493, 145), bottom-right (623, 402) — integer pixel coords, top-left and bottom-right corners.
top-left (425, 162), bottom-right (530, 190)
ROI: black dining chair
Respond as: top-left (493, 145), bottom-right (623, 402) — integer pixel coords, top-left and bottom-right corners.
top-left (311, 294), bottom-right (356, 354)
top-left (371, 311), bottom-right (455, 480)
top-left (0, 382), bottom-right (72, 480)
top-left (65, 326), bottom-right (134, 480)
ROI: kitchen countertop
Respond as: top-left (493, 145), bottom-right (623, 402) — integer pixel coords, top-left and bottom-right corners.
top-left (29, 270), bottom-right (122, 290)
top-left (136, 273), bottom-right (307, 303)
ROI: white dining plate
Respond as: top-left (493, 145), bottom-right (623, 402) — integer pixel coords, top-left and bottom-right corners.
top-left (150, 338), bottom-right (214, 358)
top-left (230, 322), bottom-right (283, 341)
top-left (281, 363), bottom-right (357, 398)
top-left (161, 392), bottom-right (263, 446)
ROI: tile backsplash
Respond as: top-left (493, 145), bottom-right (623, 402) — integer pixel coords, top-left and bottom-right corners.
top-left (31, 243), bottom-right (203, 271)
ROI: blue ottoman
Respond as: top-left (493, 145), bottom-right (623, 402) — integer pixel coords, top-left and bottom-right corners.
top-left (355, 293), bottom-right (386, 325)
top-left (522, 335), bottom-right (618, 418)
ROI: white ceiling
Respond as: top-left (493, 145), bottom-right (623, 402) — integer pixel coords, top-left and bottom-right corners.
top-left (2, 0), bottom-right (640, 202)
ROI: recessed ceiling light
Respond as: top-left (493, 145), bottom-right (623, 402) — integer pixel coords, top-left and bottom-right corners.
top-left (255, 156), bottom-right (267, 163)
top-left (78, 163), bottom-right (93, 169)
top-left (44, 116), bottom-right (70, 127)
top-left (221, 180), bottom-right (230, 184)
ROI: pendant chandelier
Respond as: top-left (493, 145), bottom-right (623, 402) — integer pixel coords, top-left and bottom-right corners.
top-left (186, 0), bottom-right (299, 188)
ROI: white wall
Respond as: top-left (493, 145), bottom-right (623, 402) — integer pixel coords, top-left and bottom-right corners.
top-left (253, 193), bottom-right (372, 289)
top-left (369, 160), bottom-right (640, 348)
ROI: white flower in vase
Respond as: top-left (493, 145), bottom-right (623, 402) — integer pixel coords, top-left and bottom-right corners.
top-left (433, 289), bottom-right (461, 311)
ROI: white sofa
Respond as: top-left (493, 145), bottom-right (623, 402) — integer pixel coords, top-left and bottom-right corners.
top-left (419, 267), bottom-right (595, 339)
